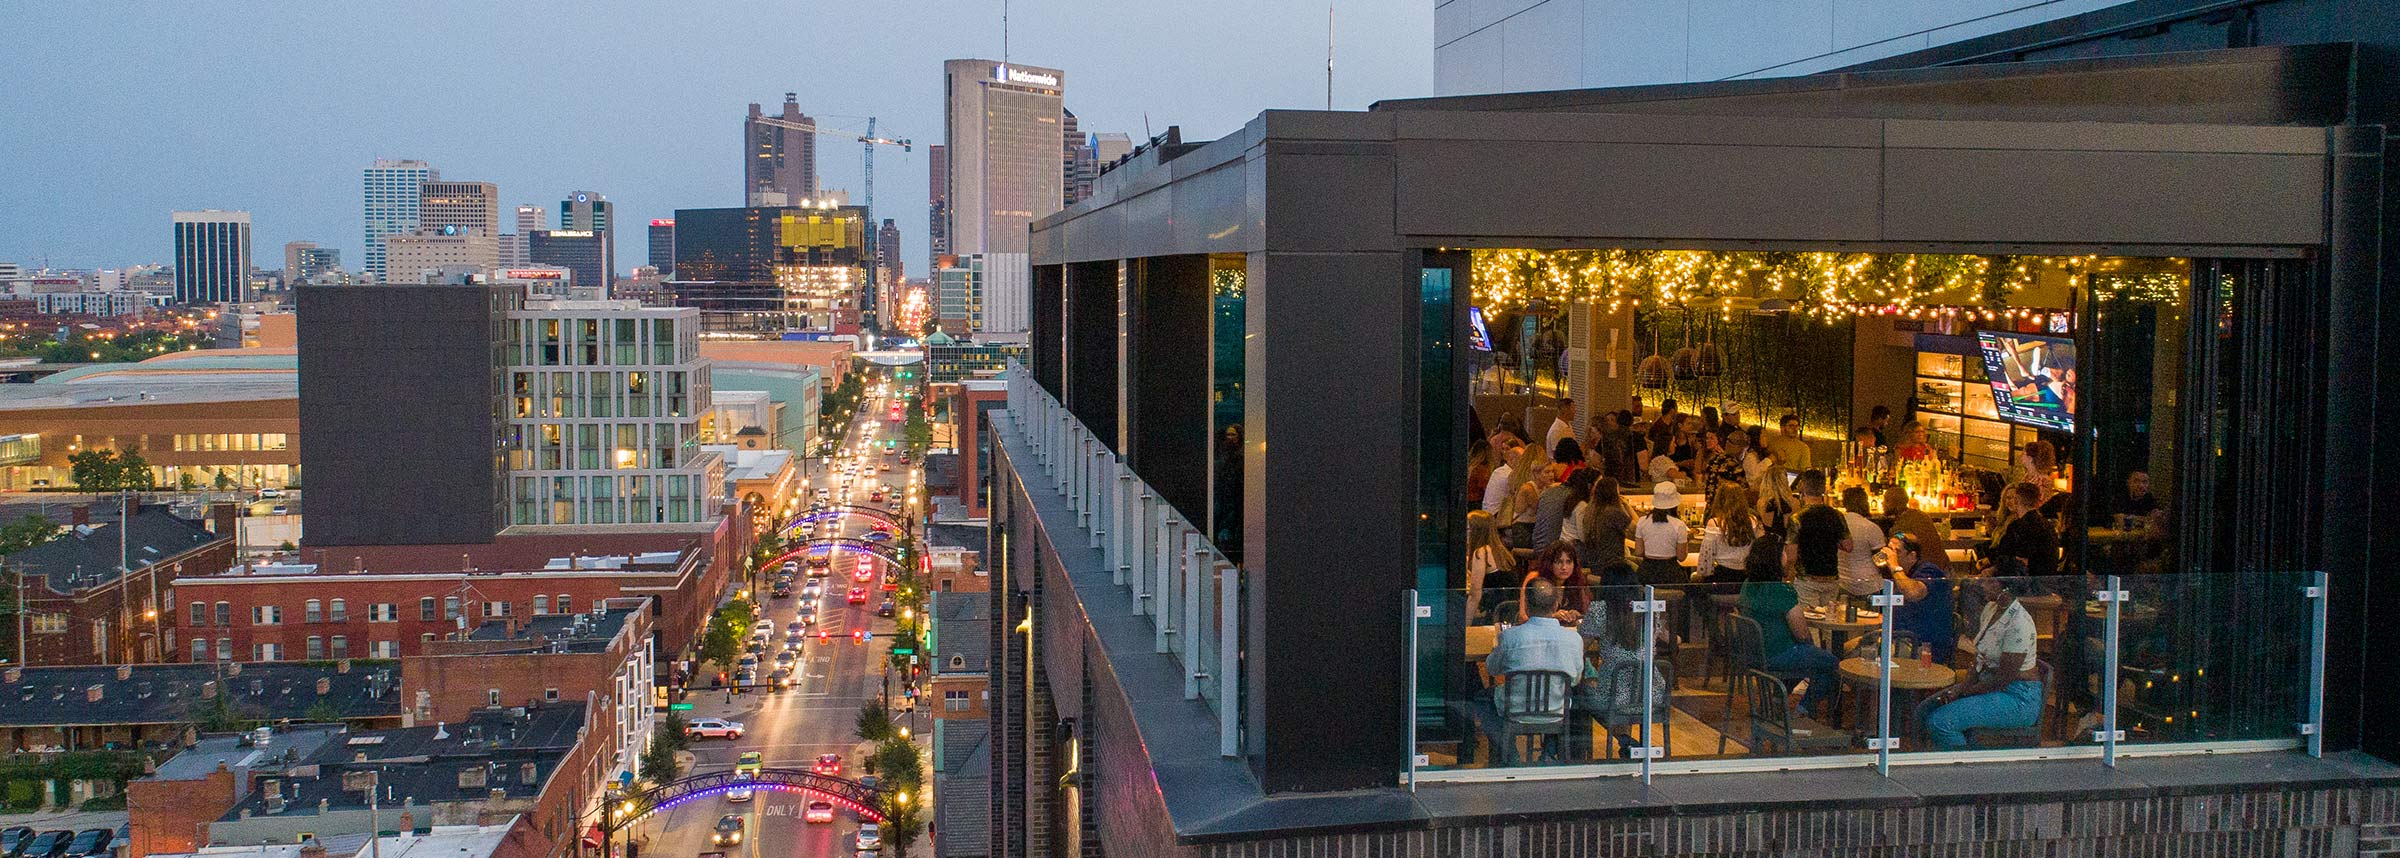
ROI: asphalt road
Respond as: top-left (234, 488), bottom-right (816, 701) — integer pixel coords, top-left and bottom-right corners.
top-left (618, 396), bottom-right (919, 858)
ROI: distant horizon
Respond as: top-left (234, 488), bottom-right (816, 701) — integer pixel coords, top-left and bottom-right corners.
top-left (0, 2), bottom-right (1432, 274)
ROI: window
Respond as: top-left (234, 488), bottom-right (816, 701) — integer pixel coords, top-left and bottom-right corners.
top-left (488, 689), bottom-right (503, 707)
top-left (945, 690), bottom-right (971, 712)
top-left (544, 688), bottom-right (561, 702)
top-left (420, 633), bottom-right (436, 644)
top-left (556, 595), bottom-right (572, 614)
top-left (370, 640), bottom-right (398, 658)
top-left (305, 600), bottom-right (322, 623)
top-left (255, 643), bottom-right (283, 661)
top-left (306, 636), bottom-right (324, 659)
top-left (443, 597), bottom-right (460, 621)
top-left (253, 605), bottom-right (282, 626)
top-left (484, 601), bottom-right (511, 618)
top-left (190, 601), bottom-right (207, 626)
top-left (331, 636), bottom-right (349, 659)
top-left (191, 637), bottom-right (209, 661)
top-left (533, 595), bottom-right (550, 615)
top-left (330, 600), bottom-right (347, 623)
top-left (215, 602), bottom-right (231, 626)
top-left (420, 598), bottom-right (437, 621)
top-left (370, 602), bottom-right (397, 623)
top-left (29, 614), bottom-right (67, 634)
top-left (216, 638), bottom-right (231, 661)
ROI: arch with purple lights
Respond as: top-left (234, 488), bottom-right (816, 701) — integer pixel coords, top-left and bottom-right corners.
top-left (756, 537), bottom-right (906, 573)
top-left (783, 504), bottom-right (905, 535)
top-left (601, 768), bottom-right (886, 834)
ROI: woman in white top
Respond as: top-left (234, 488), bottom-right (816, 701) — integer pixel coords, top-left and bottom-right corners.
top-left (1631, 482), bottom-right (1691, 587)
top-left (1695, 485), bottom-right (1755, 581)
top-left (1919, 575), bottom-right (2044, 749)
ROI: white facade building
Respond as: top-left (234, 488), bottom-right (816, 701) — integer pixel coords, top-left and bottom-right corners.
top-left (34, 291), bottom-right (146, 316)
top-left (361, 159), bottom-right (435, 280)
top-left (1434, 0), bottom-right (2128, 95)
top-left (381, 228), bottom-right (498, 279)
top-left (504, 298), bottom-right (724, 528)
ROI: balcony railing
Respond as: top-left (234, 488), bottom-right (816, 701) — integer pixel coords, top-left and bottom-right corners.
top-left (1410, 569), bottom-right (2326, 786)
top-left (1002, 366), bottom-right (1244, 758)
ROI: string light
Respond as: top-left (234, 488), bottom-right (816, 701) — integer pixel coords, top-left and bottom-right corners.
top-left (1470, 249), bottom-right (2188, 318)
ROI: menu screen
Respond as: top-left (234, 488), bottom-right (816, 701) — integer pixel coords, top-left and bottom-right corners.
top-left (1976, 331), bottom-right (2076, 432)
top-left (1467, 306), bottom-right (1493, 351)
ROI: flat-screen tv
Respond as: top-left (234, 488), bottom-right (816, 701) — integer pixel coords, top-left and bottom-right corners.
top-left (1976, 331), bottom-right (2076, 432)
top-left (1467, 306), bottom-right (1493, 351)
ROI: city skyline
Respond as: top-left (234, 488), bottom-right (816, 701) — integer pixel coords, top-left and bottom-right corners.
top-left (0, 2), bottom-right (1432, 271)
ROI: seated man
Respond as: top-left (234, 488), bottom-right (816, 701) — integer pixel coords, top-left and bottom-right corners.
top-left (1883, 532), bottom-right (1954, 665)
top-left (1483, 579), bottom-right (1588, 759)
top-left (1918, 575), bottom-right (2043, 748)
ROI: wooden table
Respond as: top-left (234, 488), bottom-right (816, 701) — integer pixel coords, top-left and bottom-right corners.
top-left (1465, 624), bottom-right (1498, 659)
top-left (1805, 608), bottom-right (1883, 654)
top-left (1838, 657), bottom-right (1957, 739)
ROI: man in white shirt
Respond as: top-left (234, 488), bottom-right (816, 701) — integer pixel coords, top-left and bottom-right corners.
top-left (1837, 486), bottom-right (1886, 597)
top-left (1482, 437), bottom-right (1524, 515)
top-left (1545, 398), bottom-right (1577, 457)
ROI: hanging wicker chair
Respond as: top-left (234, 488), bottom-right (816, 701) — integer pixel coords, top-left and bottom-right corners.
top-left (1637, 353), bottom-right (1672, 389)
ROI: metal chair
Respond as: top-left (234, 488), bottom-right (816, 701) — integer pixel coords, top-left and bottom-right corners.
top-left (1475, 669), bottom-right (1576, 765)
top-left (1743, 669), bottom-right (1853, 755)
top-left (1718, 613), bottom-right (1818, 754)
top-left (1596, 656), bottom-right (1676, 760)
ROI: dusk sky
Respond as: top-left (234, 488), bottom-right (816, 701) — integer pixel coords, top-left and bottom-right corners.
top-left (0, 1), bottom-right (1432, 273)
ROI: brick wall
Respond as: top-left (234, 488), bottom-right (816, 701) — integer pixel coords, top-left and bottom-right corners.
top-left (21, 538), bottom-right (233, 667)
top-left (125, 765), bottom-right (238, 857)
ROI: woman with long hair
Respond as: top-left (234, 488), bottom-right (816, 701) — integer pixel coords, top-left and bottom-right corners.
top-left (1498, 443), bottom-right (1553, 549)
top-left (1518, 540), bottom-right (1591, 623)
top-left (1576, 476), bottom-right (1633, 572)
top-left (1465, 509), bottom-right (1517, 622)
top-left (1697, 484), bottom-right (1757, 583)
top-left (1466, 437), bottom-right (1496, 508)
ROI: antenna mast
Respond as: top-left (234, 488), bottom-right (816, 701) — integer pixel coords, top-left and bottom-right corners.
top-left (1003, 0), bottom-right (1011, 63)
top-left (1327, 4), bottom-right (1335, 110)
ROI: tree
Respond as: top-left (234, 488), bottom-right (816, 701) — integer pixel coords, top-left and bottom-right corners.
top-left (115, 448), bottom-right (155, 490)
top-left (639, 721), bottom-right (684, 782)
top-left (869, 737), bottom-right (923, 793)
top-left (656, 712), bottom-right (692, 752)
top-left (878, 793), bottom-right (925, 854)
top-left (67, 448), bottom-right (155, 493)
top-left (698, 620), bottom-right (742, 674)
top-left (213, 470), bottom-right (235, 491)
top-left (854, 700), bottom-right (893, 743)
top-left (177, 472), bottom-right (199, 492)
top-left (302, 700), bottom-right (345, 723)
top-left (0, 515), bottom-right (58, 556)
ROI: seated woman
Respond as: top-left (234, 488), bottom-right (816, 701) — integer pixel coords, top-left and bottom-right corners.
top-left (1516, 540), bottom-right (1590, 625)
top-left (1573, 595), bottom-right (1670, 757)
top-left (1918, 575), bottom-right (2043, 749)
top-left (1737, 532), bottom-right (1839, 715)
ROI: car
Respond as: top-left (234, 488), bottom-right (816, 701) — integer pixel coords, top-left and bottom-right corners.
top-left (812, 753), bottom-right (843, 775)
top-left (771, 581), bottom-right (792, 598)
top-left (862, 530), bottom-right (891, 543)
top-left (855, 823), bottom-right (882, 850)
top-left (735, 751), bottom-right (763, 776)
top-left (802, 583), bottom-right (825, 600)
top-left (857, 774), bottom-right (880, 791)
top-left (270, 504), bottom-right (288, 515)
top-left (797, 607), bottom-right (817, 625)
top-left (63, 830), bottom-right (109, 858)
top-left (781, 560), bottom-right (800, 574)
top-left (19, 831), bottom-right (70, 858)
top-left (774, 650), bottom-right (798, 668)
top-left (257, 487), bottom-right (283, 498)
top-left (807, 555), bottom-right (831, 572)
top-left (0, 828), bottom-right (32, 857)
top-left (727, 783), bottom-right (753, 802)
top-left (767, 666), bottom-right (795, 688)
top-left (786, 621), bottom-right (805, 636)
top-left (876, 600), bottom-right (895, 618)
top-left (711, 814), bottom-right (745, 846)
top-left (804, 801), bottom-right (836, 823)
top-left (686, 719), bottom-right (745, 740)
top-left (869, 491), bottom-right (885, 504)
top-left (847, 587), bottom-right (868, 604)
top-left (732, 667), bottom-right (755, 687)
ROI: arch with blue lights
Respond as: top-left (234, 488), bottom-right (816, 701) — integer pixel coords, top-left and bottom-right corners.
top-left (757, 537), bottom-right (905, 572)
top-left (603, 768), bottom-right (885, 833)
top-left (783, 504), bottom-right (904, 534)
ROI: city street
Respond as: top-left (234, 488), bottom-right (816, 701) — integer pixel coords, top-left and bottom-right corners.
top-left (617, 385), bottom-right (923, 858)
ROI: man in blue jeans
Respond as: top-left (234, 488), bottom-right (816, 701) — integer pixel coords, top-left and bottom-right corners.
top-left (1918, 575), bottom-right (2043, 748)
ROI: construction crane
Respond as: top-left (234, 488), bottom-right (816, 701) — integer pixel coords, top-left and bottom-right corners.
top-left (745, 112), bottom-right (911, 221)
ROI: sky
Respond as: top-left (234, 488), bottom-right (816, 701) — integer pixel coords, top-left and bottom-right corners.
top-left (0, 1), bottom-right (1433, 276)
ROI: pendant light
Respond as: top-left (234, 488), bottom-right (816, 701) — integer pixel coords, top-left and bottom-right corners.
top-left (1670, 308), bottom-right (1699, 380)
top-left (1635, 313), bottom-right (1670, 389)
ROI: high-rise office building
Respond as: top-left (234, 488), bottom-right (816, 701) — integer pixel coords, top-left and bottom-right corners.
top-left (670, 204), bottom-right (868, 332)
top-left (1064, 128), bottom-right (1134, 206)
top-left (171, 210), bottom-right (252, 305)
top-left (420, 181), bottom-right (499, 236)
top-left (942, 59), bottom-right (1065, 256)
top-left (499, 205), bottom-right (543, 266)
top-left (516, 204), bottom-right (546, 234)
top-left (529, 230), bottom-right (606, 295)
top-left (287, 244), bottom-right (341, 284)
top-left (283, 241), bottom-right (316, 284)
top-left (935, 254), bottom-right (981, 334)
top-left (927, 144), bottom-right (950, 264)
top-left (560, 192), bottom-right (614, 291)
top-left (875, 219), bottom-right (901, 292)
top-left (1061, 108), bottom-right (1082, 206)
top-left (746, 94), bottom-right (818, 206)
top-left (382, 228), bottom-right (498, 279)
top-left (361, 159), bottom-right (435, 280)
top-left (648, 219), bottom-right (676, 276)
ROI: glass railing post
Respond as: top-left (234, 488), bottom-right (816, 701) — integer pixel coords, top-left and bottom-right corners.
top-left (1116, 474), bottom-right (1137, 585)
top-left (1099, 467), bottom-right (1119, 577)
top-left (1870, 582), bottom-right (1902, 775)
top-left (1154, 508), bottom-right (1175, 654)
top-left (1220, 559), bottom-right (1240, 759)
top-left (1087, 449), bottom-right (1106, 548)
top-left (2098, 575), bottom-right (2127, 765)
top-left (1406, 587), bottom-right (1422, 790)
top-left (1184, 531), bottom-right (1204, 700)
top-left (2307, 570), bottom-right (2329, 758)
top-left (1130, 493), bottom-right (1153, 616)
top-left (1636, 585), bottom-right (1660, 784)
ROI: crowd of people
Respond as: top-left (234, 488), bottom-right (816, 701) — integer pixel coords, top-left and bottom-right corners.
top-left (1469, 396), bottom-right (2171, 758)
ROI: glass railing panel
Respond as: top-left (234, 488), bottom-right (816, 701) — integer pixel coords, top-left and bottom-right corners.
top-left (1412, 582), bottom-right (1881, 773)
top-left (2110, 570), bottom-right (2313, 749)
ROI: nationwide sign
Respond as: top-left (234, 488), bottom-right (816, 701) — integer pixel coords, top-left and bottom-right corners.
top-left (995, 64), bottom-right (1058, 87)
